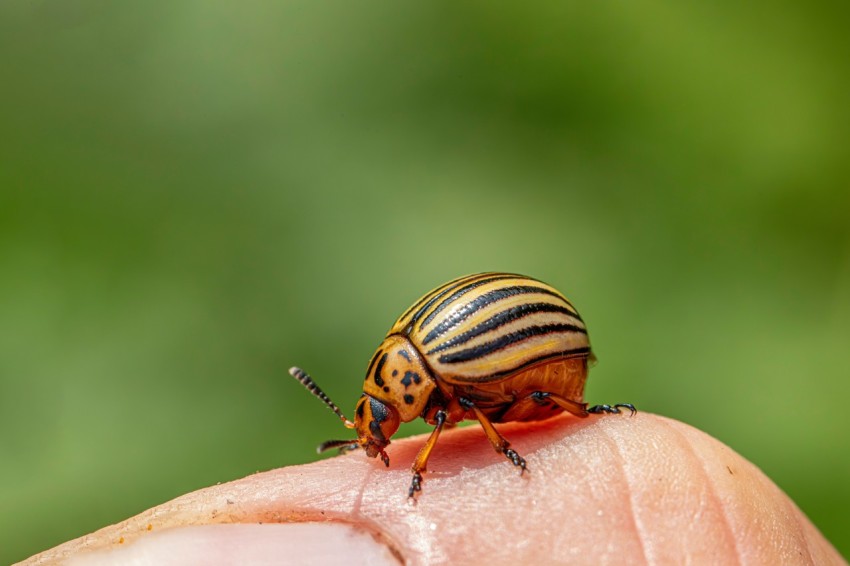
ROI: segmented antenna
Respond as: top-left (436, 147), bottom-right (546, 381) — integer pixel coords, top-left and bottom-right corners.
top-left (288, 367), bottom-right (355, 429)
top-left (317, 439), bottom-right (360, 454)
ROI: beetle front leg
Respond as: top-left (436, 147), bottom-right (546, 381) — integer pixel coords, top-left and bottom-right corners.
top-left (409, 410), bottom-right (447, 499)
top-left (460, 397), bottom-right (528, 475)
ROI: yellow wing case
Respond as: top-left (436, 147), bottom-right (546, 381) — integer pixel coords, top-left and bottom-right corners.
top-left (390, 273), bottom-right (591, 383)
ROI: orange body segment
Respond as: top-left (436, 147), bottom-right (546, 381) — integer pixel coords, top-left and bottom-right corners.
top-left (361, 335), bottom-right (436, 423)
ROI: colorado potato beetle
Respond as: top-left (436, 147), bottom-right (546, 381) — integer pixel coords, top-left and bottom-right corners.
top-left (290, 272), bottom-right (634, 498)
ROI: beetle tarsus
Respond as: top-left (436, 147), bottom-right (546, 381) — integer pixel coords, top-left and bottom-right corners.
top-left (587, 403), bottom-right (637, 416)
top-left (408, 472), bottom-right (423, 499)
top-left (504, 447), bottom-right (528, 475)
top-left (380, 450), bottom-right (390, 467)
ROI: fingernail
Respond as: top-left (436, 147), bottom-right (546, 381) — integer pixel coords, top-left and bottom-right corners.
top-left (67, 523), bottom-right (402, 566)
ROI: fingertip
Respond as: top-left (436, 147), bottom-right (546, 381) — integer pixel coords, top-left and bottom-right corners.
top-left (67, 524), bottom-right (402, 566)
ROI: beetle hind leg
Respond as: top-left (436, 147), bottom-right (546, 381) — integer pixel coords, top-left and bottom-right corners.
top-left (460, 398), bottom-right (528, 475)
top-left (529, 391), bottom-right (589, 418)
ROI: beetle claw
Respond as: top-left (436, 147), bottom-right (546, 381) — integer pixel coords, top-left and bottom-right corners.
top-left (504, 448), bottom-right (528, 475)
top-left (380, 450), bottom-right (390, 467)
top-left (408, 472), bottom-right (423, 499)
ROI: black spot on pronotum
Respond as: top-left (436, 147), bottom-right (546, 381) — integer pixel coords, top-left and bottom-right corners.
top-left (373, 353), bottom-right (388, 387)
top-left (356, 398), bottom-right (366, 420)
top-left (403, 394), bottom-right (415, 405)
top-left (392, 369), bottom-right (398, 377)
top-left (383, 386), bottom-right (390, 393)
top-left (401, 371), bottom-right (422, 388)
top-left (398, 350), bottom-right (411, 362)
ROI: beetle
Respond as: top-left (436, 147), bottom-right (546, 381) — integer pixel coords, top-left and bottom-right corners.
top-left (289, 272), bottom-right (634, 498)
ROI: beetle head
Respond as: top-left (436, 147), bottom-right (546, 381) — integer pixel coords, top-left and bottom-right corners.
top-left (353, 394), bottom-right (400, 465)
top-left (288, 366), bottom-right (399, 466)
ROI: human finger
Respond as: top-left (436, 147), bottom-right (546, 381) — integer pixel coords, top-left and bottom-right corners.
top-left (19, 413), bottom-right (845, 565)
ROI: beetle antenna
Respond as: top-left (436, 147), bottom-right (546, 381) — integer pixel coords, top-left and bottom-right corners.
top-left (289, 367), bottom-right (356, 429)
top-left (317, 439), bottom-right (360, 454)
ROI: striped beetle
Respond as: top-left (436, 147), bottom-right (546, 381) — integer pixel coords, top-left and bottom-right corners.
top-left (290, 273), bottom-right (634, 498)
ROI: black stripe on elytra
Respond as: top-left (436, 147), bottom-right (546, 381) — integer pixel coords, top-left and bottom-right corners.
top-left (403, 275), bottom-right (485, 334)
top-left (421, 285), bottom-right (567, 346)
top-left (438, 323), bottom-right (587, 364)
top-left (401, 370), bottom-right (422, 388)
top-left (398, 273), bottom-right (476, 322)
top-left (417, 273), bottom-right (524, 333)
top-left (426, 303), bottom-right (585, 354)
top-left (398, 274), bottom-right (482, 328)
top-left (373, 352), bottom-right (388, 387)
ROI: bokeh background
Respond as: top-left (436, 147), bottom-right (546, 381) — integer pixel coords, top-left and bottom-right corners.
top-left (2, 1), bottom-right (848, 562)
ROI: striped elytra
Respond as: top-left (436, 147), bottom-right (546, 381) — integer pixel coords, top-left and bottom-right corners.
top-left (289, 272), bottom-right (634, 499)
top-left (390, 273), bottom-right (590, 384)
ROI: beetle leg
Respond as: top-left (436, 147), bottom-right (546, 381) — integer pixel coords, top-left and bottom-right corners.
top-left (530, 391), bottom-right (589, 418)
top-left (409, 410), bottom-right (447, 499)
top-left (460, 397), bottom-right (528, 475)
top-left (588, 403), bottom-right (637, 416)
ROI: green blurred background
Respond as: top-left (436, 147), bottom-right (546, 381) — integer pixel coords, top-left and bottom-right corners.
top-left (1, 1), bottom-right (848, 562)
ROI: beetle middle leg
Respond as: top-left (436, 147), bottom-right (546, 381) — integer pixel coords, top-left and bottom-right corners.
top-left (527, 393), bottom-right (636, 417)
top-left (409, 410), bottom-right (447, 499)
top-left (459, 397), bottom-right (528, 475)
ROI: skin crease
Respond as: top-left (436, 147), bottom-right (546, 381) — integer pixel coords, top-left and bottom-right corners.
top-left (19, 413), bottom-right (845, 566)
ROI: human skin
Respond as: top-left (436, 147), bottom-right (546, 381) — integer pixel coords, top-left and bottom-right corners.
top-left (18, 413), bottom-right (846, 565)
